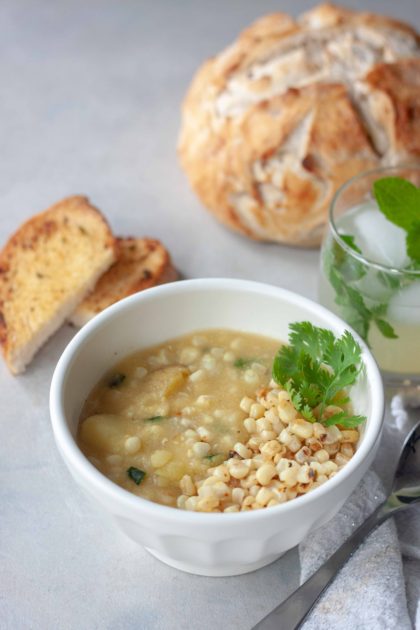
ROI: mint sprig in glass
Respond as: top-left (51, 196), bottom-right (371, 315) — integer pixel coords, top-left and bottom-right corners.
top-left (319, 166), bottom-right (420, 384)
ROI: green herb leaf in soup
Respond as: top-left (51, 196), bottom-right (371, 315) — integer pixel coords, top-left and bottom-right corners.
top-left (143, 415), bottom-right (167, 423)
top-left (108, 372), bottom-right (126, 388)
top-left (234, 358), bottom-right (255, 369)
top-left (127, 467), bottom-right (146, 485)
top-left (203, 453), bottom-right (225, 465)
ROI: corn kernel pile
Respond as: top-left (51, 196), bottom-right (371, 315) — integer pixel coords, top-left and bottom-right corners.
top-left (177, 384), bottom-right (359, 512)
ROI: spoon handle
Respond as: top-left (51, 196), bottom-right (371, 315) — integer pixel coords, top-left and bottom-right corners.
top-left (252, 502), bottom-right (391, 630)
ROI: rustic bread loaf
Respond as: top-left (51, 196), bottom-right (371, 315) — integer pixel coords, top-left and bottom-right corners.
top-left (178, 3), bottom-right (420, 246)
top-left (0, 196), bottom-right (116, 374)
top-left (70, 237), bottom-right (178, 327)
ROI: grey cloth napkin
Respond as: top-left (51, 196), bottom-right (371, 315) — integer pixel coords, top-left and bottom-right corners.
top-left (298, 390), bottom-right (420, 629)
top-left (299, 469), bottom-right (411, 630)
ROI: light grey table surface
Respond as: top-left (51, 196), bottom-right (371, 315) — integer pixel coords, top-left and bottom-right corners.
top-left (1, 1), bottom-right (419, 629)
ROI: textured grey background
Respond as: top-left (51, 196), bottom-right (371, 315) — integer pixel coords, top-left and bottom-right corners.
top-left (0, 1), bottom-right (419, 629)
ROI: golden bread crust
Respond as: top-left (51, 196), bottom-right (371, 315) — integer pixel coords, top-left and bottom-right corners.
top-left (178, 3), bottom-right (420, 246)
top-left (70, 237), bottom-right (178, 326)
top-left (363, 58), bottom-right (420, 158)
top-left (0, 196), bottom-right (116, 373)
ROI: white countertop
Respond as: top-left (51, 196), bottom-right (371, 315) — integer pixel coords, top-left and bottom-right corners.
top-left (1, 1), bottom-right (419, 628)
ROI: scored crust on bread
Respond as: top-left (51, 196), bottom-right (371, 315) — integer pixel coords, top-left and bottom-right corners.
top-left (69, 237), bottom-right (178, 327)
top-left (178, 3), bottom-right (420, 246)
top-left (0, 196), bottom-right (116, 374)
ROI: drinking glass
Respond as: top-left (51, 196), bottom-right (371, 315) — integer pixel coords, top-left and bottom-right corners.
top-left (319, 165), bottom-right (420, 387)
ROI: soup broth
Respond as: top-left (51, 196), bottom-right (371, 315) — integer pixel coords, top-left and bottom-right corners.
top-left (78, 329), bottom-right (279, 507)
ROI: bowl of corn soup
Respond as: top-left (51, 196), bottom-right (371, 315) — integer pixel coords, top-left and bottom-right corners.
top-left (50, 279), bottom-right (384, 576)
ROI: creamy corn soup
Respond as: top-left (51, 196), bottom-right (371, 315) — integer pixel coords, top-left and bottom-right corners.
top-left (78, 329), bottom-right (360, 512)
top-left (78, 329), bottom-right (279, 505)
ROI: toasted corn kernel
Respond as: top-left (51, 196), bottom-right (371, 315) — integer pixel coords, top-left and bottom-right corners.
top-left (289, 419), bottom-right (314, 440)
top-left (324, 425), bottom-right (342, 444)
top-left (334, 453), bottom-right (350, 468)
top-left (256, 463), bottom-right (277, 486)
top-left (197, 497), bottom-right (219, 511)
top-left (279, 429), bottom-right (292, 445)
top-left (248, 436), bottom-right (262, 451)
top-left (177, 495), bottom-right (188, 509)
top-left (185, 496), bottom-right (199, 511)
top-left (288, 436), bottom-right (302, 453)
top-left (241, 496), bottom-right (255, 509)
top-left (306, 437), bottom-right (323, 452)
top-left (341, 443), bottom-right (354, 459)
top-left (234, 442), bottom-right (252, 459)
top-left (229, 461), bottom-right (251, 479)
top-left (295, 446), bottom-right (311, 464)
top-left (321, 461), bottom-right (338, 475)
top-left (278, 400), bottom-right (298, 424)
top-left (313, 423), bottom-right (328, 440)
top-left (180, 474), bottom-right (196, 496)
top-left (260, 430), bottom-right (278, 441)
top-left (280, 462), bottom-right (299, 487)
top-left (213, 465), bottom-right (230, 482)
top-left (239, 396), bottom-right (255, 413)
top-left (232, 488), bottom-right (245, 504)
top-left (341, 430), bottom-right (359, 443)
top-left (250, 403), bottom-right (266, 419)
top-left (256, 487), bottom-right (274, 506)
top-left (297, 464), bottom-right (311, 484)
top-left (314, 449), bottom-right (330, 463)
top-left (260, 440), bottom-right (282, 458)
top-left (213, 481), bottom-right (231, 499)
top-left (244, 418), bottom-right (257, 433)
top-left (324, 442), bottom-right (340, 455)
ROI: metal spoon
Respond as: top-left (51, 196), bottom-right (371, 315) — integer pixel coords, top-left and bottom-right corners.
top-left (253, 421), bottom-right (420, 630)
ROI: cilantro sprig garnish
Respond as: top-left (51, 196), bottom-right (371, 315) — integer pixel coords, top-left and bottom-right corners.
top-left (272, 322), bottom-right (366, 428)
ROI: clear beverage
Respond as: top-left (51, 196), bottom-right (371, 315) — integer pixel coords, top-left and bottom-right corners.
top-left (319, 167), bottom-right (420, 384)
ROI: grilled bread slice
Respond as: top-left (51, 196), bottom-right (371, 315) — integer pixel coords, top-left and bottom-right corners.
top-left (0, 196), bottom-right (116, 374)
top-left (70, 237), bottom-right (178, 327)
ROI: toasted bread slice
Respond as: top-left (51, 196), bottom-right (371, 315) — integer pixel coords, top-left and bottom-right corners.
top-left (69, 237), bottom-right (178, 327)
top-left (0, 196), bottom-right (116, 374)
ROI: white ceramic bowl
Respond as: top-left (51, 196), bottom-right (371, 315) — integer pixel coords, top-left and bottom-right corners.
top-left (50, 279), bottom-right (384, 577)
